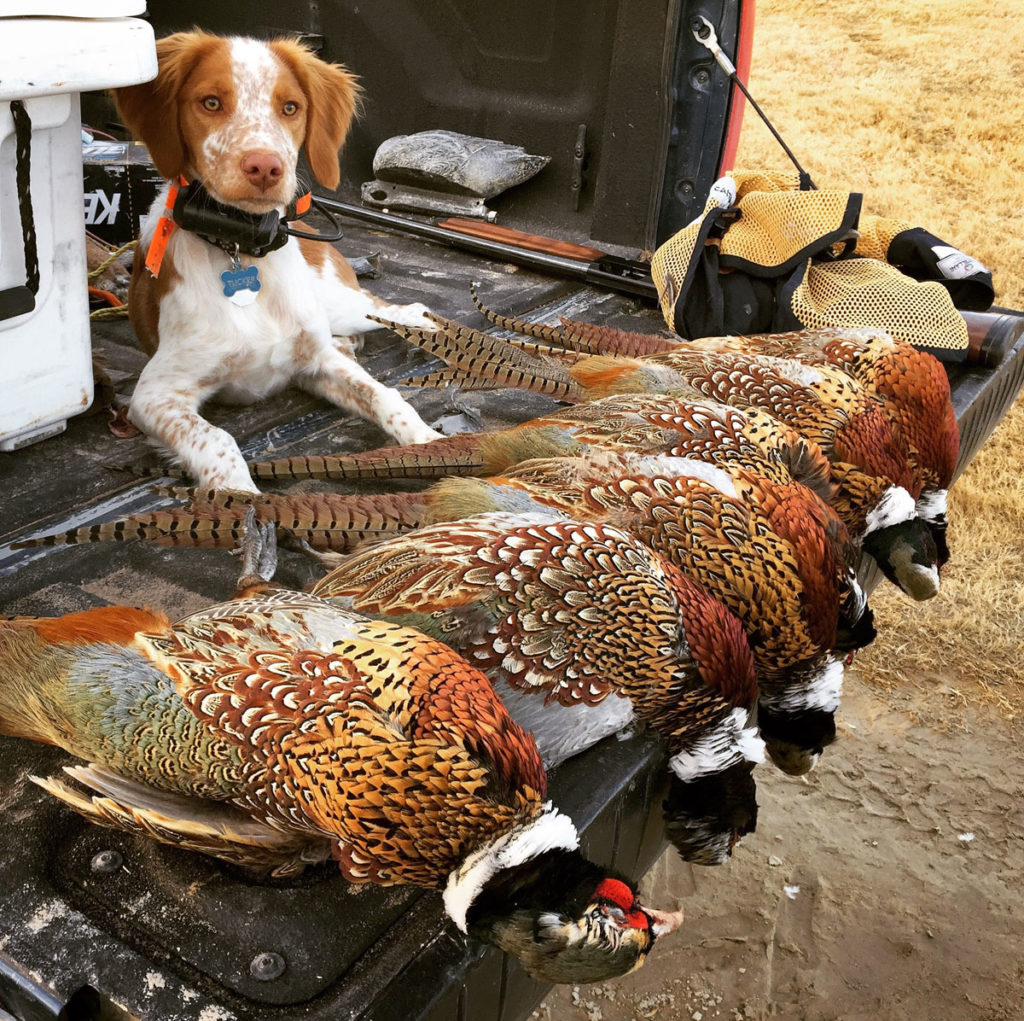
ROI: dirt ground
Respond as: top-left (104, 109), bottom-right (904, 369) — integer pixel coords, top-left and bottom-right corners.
top-left (539, 678), bottom-right (1024, 1021)
top-left (543, 1), bottom-right (1024, 1018)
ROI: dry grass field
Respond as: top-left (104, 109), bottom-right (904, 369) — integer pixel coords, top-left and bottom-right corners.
top-left (542, 3), bottom-right (1024, 1019)
top-left (734, 0), bottom-right (1024, 724)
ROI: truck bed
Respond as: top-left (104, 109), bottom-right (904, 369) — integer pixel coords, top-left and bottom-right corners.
top-left (1, 217), bottom-right (1023, 1021)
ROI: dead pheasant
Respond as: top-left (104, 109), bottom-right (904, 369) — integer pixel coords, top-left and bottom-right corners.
top-left (480, 453), bottom-right (871, 774)
top-left (250, 392), bottom-right (827, 494)
top-left (462, 291), bottom-right (958, 562)
top-left (685, 328), bottom-right (958, 565)
top-left (24, 449), bottom-right (872, 771)
top-left (0, 591), bottom-right (683, 983)
top-left (246, 391), bottom-right (938, 601)
top-left (302, 510), bottom-right (762, 865)
top-left (379, 303), bottom-right (912, 487)
top-left (374, 306), bottom-right (950, 574)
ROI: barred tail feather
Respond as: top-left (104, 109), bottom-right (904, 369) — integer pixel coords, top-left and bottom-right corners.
top-left (10, 511), bottom-right (244, 549)
top-left (469, 284), bottom-right (576, 348)
top-left (369, 313), bottom-right (584, 401)
top-left (469, 286), bottom-right (678, 358)
top-left (490, 333), bottom-right (583, 363)
top-left (405, 367), bottom-right (505, 390)
top-left (11, 491), bottom-right (427, 553)
top-left (249, 437), bottom-right (487, 482)
top-left (558, 316), bottom-right (680, 357)
top-left (181, 491), bottom-right (429, 551)
top-left (225, 491), bottom-right (427, 534)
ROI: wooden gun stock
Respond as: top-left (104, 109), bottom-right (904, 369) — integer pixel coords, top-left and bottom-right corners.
top-left (314, 195), bottom-right (658, 300)
top-left (436, 218), bottom-right (609, 263)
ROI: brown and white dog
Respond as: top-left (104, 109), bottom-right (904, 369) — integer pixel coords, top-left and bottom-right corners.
top-left (112, 31), bottom-right (441, 492)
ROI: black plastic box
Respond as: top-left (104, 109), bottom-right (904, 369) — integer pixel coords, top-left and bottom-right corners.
top-left (82, 140), bottom-right (164, 248)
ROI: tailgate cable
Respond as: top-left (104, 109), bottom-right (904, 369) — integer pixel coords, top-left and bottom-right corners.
top-left (692, 15), bottom-right (816, 191)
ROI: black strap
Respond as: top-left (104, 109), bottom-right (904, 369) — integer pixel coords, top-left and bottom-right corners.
top-left (0, 100), bottom-right (39, 321)
top-left (173, 178), bottom-right (343, 259)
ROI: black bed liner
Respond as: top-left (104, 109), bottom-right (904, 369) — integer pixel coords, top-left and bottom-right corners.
top-left (0, 224), bottom-right (681, 1021)
top-left (4, 0), bottom-right (1024, 1014)
top-left (2, 213), bottom-right (1023, 1021)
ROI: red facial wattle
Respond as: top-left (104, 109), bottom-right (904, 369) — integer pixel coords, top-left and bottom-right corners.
top-left (593, 878), bottom-right (649, 930)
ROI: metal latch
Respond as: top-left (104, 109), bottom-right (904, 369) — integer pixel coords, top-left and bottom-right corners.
top-left (571, 123), bottom-right (587, 210)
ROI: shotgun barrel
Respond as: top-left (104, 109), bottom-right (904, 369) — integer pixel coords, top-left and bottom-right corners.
top-left (313, 195), bottom-right (659, 300)
top-left (318, 195), bottom-right (1023, 366)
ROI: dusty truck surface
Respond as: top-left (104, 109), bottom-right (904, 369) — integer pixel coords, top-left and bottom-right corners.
top-left (2, 2), bottom-right (1023, 1020)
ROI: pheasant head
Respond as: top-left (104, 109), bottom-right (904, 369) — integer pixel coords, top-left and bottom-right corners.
top-left (758, 703), bottom-right (838, 776)
top-left (450, 813), bottom-right (683, 983)
top-left (661, 760), bottom-right (758, 866)
top-left (860, 514), bottom-right (940, 600)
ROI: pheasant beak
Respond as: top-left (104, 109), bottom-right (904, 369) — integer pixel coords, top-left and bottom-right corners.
top-left (644, 904), bottom-right (685, 937)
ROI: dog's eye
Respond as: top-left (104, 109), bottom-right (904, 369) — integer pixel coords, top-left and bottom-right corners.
top-left (201, 96), bottom-right (222, 112)
top-left (282, 101), bottom-right (300, 116)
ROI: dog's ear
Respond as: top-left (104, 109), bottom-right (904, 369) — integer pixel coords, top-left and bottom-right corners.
top-left (113, 31), bottom-right (222, 181)
top-left (271, 40), bottom-right (361, 192)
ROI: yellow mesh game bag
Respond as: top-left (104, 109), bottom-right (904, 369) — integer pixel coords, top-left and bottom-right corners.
top-left (651, 171), bottom-right (993, 362)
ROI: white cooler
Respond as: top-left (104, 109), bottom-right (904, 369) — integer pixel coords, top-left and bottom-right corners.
top-left (0, 3), bottom-right (156, 450)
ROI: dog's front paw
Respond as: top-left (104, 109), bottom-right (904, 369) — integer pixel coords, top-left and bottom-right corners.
top-left (388, 418), bottom-right (444, 444)
top-left (379, 301), bottom-right (438, 332)
top-left (409, 423), bottom-right (445, 443)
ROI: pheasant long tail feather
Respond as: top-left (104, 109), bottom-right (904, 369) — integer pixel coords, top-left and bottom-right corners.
top-left (9, 485), bottom-right (266, 548)
top-left (404, 367), bottom-right (506, 391)
top-left (184, 491), bottom-right (431, 550)
top-left (469, 284), bottom-right (579, 348)
top-left (487, 333), bottom-right (583, 363)
top-left (10, 510), bottom-right (252, 549)
top-left (470, 287), bottom-right (679, 358)
top-left (250, 440), bottom-right (488, 482)
top-left (369, 313), bottom-right (585, 401)
top-left (557, 316), bottom-right (681, 358)
top-left (11, 491), bottom-right (428, 552)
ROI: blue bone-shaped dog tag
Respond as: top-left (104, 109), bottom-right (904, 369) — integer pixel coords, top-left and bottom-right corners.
top-left (221, 265), bottom-right (261, 306)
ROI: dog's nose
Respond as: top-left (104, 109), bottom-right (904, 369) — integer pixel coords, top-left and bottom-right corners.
top-left (241, 151), bottom-right (284, 192)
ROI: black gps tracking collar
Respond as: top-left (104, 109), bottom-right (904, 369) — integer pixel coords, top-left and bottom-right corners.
top-left (171, 178), bottom-right (343, 258)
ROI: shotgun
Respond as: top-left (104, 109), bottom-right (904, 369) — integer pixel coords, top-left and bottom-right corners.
top-left (316, 196), bottom-right (1023, 366)
top-left (312, 195), bottom-right (659, 301)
